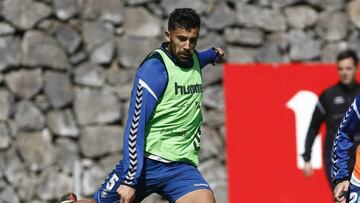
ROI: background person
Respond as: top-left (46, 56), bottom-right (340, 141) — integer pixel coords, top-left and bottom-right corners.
top-left (302, 49), bottom-right (360, 190)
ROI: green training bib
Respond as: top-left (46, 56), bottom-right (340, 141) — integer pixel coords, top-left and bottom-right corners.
top-left (145, 49), bottom-right (203, 166)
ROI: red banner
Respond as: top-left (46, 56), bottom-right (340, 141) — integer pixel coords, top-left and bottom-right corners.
top-left (224, 63), bottom-right (345, 203)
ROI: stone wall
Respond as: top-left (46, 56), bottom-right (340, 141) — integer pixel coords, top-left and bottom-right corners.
top-left (0, 0), bottom-right (359, 202)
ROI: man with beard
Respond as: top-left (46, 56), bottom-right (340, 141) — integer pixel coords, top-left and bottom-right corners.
top-left (58, 8), bottom-right (224, 203)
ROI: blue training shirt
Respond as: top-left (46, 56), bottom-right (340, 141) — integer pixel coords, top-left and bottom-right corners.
top-left (332, 95), bottom-right (360, 183)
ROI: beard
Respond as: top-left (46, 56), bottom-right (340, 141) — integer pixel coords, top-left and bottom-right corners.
top-left (168, 43), bottom-right (192, 64)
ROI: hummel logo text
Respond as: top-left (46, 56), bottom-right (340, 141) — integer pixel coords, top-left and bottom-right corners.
top-left (175, 82), bottom-right (202, 95)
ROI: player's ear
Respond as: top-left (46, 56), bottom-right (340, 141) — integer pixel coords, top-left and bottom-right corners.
top-left (165, 31), bottom-right (170, 42)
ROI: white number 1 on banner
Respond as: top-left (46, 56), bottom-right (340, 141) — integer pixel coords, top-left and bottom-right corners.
top-left (286, 90), bottom-right (323, 169)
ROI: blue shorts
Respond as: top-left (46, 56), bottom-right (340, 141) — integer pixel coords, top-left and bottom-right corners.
top-left (93, 158), bottom-right (211, 203)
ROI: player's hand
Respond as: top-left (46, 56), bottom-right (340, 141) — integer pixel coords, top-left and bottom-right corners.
top-left (334, 180), bottom-right (349, 203)
top-left (212, 47), bottom-right (225, 65)
top-left (117, 184), bottom-right (135, 203)
top-left (303, 161), bottom-right (313, 177)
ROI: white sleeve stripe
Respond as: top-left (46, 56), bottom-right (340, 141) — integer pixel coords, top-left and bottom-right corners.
top-left (139, 79), bottom-right (158, 101)
top-left (353, 98), bottom-right (360, 119)
top-left (317, 101), bottom-right (326, 115)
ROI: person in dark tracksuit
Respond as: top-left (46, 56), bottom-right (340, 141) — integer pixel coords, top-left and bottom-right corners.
top-left (302, 49), bottom-right (360, 190)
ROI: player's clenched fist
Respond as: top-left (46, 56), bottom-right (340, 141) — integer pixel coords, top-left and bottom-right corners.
top-left (334, 180), bottom-right (349, 203)
top-left (117, 185), bottom-right (135, 203)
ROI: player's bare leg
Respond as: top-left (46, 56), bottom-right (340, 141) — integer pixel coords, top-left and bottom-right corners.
top-left (176, 189), bottom-right (216, 203)
top-left (75, 200), bottom-right (96, 203)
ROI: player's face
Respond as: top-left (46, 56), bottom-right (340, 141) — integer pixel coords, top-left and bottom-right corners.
top-left (166, 27), bottom-right (199, 64)
top-left (337, 57), bottom-right (358, 86)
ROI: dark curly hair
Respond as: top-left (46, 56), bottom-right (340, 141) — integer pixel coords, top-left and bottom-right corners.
top-left (168, 8), bottom-right (200, 31)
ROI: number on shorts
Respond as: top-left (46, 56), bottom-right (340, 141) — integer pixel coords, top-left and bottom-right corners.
top-left (349, 192), bottom-right (359, 203)
top-left (106, 173), bottom-right (119, 191)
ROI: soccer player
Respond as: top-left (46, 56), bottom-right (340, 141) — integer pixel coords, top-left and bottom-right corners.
top-left (303, 50), bottom-right (360, 189)
top-left (57, 8), bottom-right (224, 203)
top-left (332, 95), bottom-right (360, 203)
